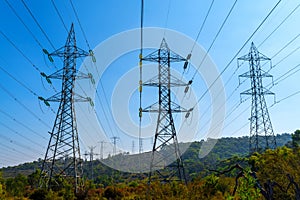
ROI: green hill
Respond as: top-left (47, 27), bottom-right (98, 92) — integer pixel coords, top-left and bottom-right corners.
top-left (1, 133), bottom-right (291, 182)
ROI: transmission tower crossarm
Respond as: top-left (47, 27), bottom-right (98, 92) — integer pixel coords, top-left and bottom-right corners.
top-left (42, 86), bottom-right (93, 105)
top-left (48, 46), bottom-right (89, 58)
top-left (45, 92), bottom-right (62, 102)
top-left (142, 49), bottom-right (186, 63)
top-left (142, 101), bottom-right (190, 113)
top-left (46, 69), bottom-right (90, 80)
top-left (142, 38), bottom-right (187, 63)
top-left (143, 75), bottom-right (189, 87)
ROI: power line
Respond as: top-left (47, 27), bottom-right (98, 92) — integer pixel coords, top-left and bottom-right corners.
top-left (0, 130), bottom-right (42, 156)
top-left (0, 120), bottom-right (42, 148)
top-left (4, 0), bottom-right (43, 49)
top-left (230, 121), bottom-right (249, 137)
top-left (78, 61), bottom-right (123, 143)
top-left (173, 0), bottom-right (238, 116)
top-left (272, 44), bottom-right (300, 68)
top-left (0, 153), bottom-right (20, 163)
top-left (7, 0), bottom-right (60, 71)
top-left (273, 63), bottom-right (300, 86)
top-left (0, 31), bottom-right (58, 94)
top-left (163, 0), bottom-right (171, 37)
top-left (0, 108), bottom-right (47, 140)
top-left (272, 89), bottom-right (300, 107)
top-left (97, 81), bottom-right (126, 149)
top-left (95, 90), bottom-right (117, 139)
top-left (69, 0), bottom-right (91, 50)
top-left (0, 82), bottom-right (51, 129)
top-left (174, 0), bottom-right (215, 97)
top-left (270, 32), bottom-right (300, 60)
top-left (222, 104), bottom-right (251, 134)
top-left (174, 0), bottom-right (235, 134)
top-left (190, 0), bottom-right (215, 53)
top-left (191, 0), bottom-right (238, 80)
top-left (194, 66), bottom-right (244, 128)
top-left (139, 0), bottom-right (144, 155)
top-left (0, 30), bottom-right (41, 73)
top-left (20, 0), bottom-right (56, 50)
top-left (192, 0), bottom-right (282, 109)
top-left (51, 0), bottom-right (68, 32)
top-left (75, 66), bottom-right (124, 149)
top-left (0, 65), bottom-right (38, 96)
top-left (258, 2), bottom-right (300, 48)
top-left (0, 63), bottom-right (57, 114)
top-left (0, 141), bottom-right (36, 159)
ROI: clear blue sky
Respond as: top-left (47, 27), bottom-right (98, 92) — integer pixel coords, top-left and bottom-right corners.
top-left (0, 0), bottom-right (300, 167)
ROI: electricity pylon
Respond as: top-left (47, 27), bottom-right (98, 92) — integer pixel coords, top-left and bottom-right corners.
top-left (111, 136), bottom-right (120, 156)
top-left (238, 42), bottom-right (277, 154)
top-left (141, 38), bottom-right (191, 184)
top-left (84, 146), bottom-right (98, 181)
top-left (98, 140), bottom-right (107, 160)
top-left (39, 24), bottom-right (93, 192)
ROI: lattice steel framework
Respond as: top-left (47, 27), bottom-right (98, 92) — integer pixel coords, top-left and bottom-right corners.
top-left (238, 42), bottom-right (277, 154)
top-left (142, 38), bottom-right (190, 184)
top-left (39, 24), bottom-right (91, 192)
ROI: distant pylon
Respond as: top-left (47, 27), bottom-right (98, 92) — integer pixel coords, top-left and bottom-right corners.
top-left (141, 38), bottom-right (192, 184)
top-left (132, 140), bottom-right (135, 154)
top-left (238, 42), bottom-right (277, 153)
top-left (99, 141), bottom-right (106, 159)
top-left (139, 138), bottom-right (143, 154)
top-left (39, 24), bottom-right (93, 192)
top-left (111, 136), bottom-right (120, 156)
top-left (84, 146), bottom-right (98, 181)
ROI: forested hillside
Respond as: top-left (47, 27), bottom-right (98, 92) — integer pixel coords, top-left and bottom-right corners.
top-left (2, 133), bottom-right (291, 180)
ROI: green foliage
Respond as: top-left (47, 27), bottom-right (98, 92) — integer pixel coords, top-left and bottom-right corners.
top-left (128, 181), bottom-right (138, 187)
top-left (0, 172), bottom-right (6, 200)
top-left (292, 130), bottom-right (300, 147)
top-left (5, 173), bottom-right (28, 197)
top-left (28, 169), bottom-right (41, 189)
top-left (249, 146), bottom-right (300, 199)
top-left (236, 171), bottom-right (261, 200)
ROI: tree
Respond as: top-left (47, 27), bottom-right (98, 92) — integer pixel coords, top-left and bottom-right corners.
top-left (0, 172), bottom-right (6, 200)
top-left (292, 130), bottom-right (300, 148)
top-left (28, 169), bottom-right (41, 189)
top-left (5, 174), bottom-right (28, 197)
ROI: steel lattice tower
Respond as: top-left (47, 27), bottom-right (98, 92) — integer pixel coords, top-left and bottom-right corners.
top-left (39, 24), bottom-right (91, 192)
top-left (238, 42), bottom-right (277, 154)
top-left (142, 38), bottom-right (190, 184)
